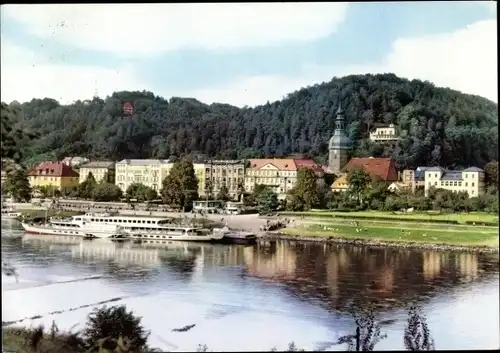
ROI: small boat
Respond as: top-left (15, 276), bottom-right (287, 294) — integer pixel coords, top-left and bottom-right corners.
top-left (21, 221), bottom-right (127, 239)
top-left (213, 226), bottom-right (257, 245)
top-left (1, 207), bottom-right (21, 220)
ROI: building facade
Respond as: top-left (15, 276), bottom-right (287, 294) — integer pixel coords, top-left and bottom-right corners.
top-left (401, 166), bottom-right (428, 193)
top-left (203, 160), bottom-right (246, 198)
top-left (28, 161), bottom-right (79, 190)
top-left (245, 158), bottom-right (324, 200)
top-left (424, 166), bottom-right (485, 197)
top-left (115, 159), bottom-right (172, 194)
top-left (331, 157), bottom-right (399, 192)
top-left (369, 124), bottom-right (399, 142)
top-left (79, 161), bottom-right (116, 184)
top-left (115, 159), bottom-right (208, 197)
top-left (328, 103), bottom-right (351, 175)
top-left (61, 156), bottom-right (89, 168)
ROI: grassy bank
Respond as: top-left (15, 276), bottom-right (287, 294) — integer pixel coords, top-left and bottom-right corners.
top-left (2, 326), bottom-right (82, 353)
top-left (281, 221), bottom-right (499, 248)
top-left (279, 210), bottom-right (498, 225)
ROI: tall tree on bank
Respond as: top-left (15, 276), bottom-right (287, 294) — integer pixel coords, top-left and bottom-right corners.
top-left (256, 187), bottom-right (279, 214)
top-left (287, 167), bottom-right (321, 211)
top-left (3, 167), bottom-right (31, 202)
top-left (161, 158), bottom-right (199, 211)
top-left (347, 167), bottom-right (372, 206)
top-left (78, 172), bottom-right (97, 200)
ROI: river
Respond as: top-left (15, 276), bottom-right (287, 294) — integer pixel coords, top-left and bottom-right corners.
top-left (2, 220), bottom-right (499, 351)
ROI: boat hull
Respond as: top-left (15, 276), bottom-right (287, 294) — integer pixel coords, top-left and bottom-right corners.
top-left (21, 223), bottom-right (126, 239)
top-left (129, 232), bottom-right (224, 242)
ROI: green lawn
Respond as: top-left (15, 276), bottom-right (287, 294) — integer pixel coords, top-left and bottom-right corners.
top-left (282, 223), bottom-right (499, 247)
top-left (280, 210), bottom-right (498, 224)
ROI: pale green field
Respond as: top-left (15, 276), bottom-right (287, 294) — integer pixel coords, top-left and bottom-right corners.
top-left (283, 223), bottom-right (499, 247)
top-left (281, 210), bottom-right (498, 224)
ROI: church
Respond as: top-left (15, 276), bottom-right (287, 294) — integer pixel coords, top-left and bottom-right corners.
top-left (326, 103), bottom-right (399, 192)
top-left (327, 102), bottom-right (351, 175)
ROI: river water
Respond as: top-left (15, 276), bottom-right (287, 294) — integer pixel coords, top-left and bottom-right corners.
top-left (2, 220), bottom-right (499, 351)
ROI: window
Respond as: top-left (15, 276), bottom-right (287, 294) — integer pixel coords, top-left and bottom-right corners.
top-left (472, 190), bottom-right (475, 195)
top-left (434, 182), bottom-right (437, 186)
top-left (472, 182), bottom-right (475, 187)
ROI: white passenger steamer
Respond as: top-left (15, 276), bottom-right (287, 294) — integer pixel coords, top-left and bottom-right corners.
top-left (21, 214), bottom-right (126, 239)
top-left (44, 212), bottom-right (223, 242)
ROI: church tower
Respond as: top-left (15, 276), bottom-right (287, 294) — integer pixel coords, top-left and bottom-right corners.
top-left (328, 102), bottom-right (351, 175)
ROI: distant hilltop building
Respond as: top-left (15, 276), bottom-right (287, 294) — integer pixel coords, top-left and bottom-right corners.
top-left (327, 103), bottom-right (351, 175)
top-left (369, 124), bottom-right (399, 142)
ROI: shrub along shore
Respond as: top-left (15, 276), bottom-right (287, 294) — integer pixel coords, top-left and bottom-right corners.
top-left (265, 211), bottom-right (499, 252)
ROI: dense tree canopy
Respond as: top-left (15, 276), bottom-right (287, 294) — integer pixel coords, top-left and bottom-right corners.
top-left (3, 74), bottom-right (497, 170)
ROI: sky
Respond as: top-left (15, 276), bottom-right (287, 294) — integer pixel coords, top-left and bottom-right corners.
top-left (0, 2), bottom-right (497, 107)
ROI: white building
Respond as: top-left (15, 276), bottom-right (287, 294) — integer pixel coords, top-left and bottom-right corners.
top-left (424, 166), bottom-right (485, 197)
top-left (115, 159), bottom-right (172, 194)
top-left (369, 124), bottom-right (399, 142)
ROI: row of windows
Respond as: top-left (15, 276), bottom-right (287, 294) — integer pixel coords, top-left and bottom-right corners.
top-left (428, 181), bottom-right (476, 187)
top-left (89, 218), bottom-right (163, 225)
top-left (245, 178), bottom-right (294, 185)
top-left (247, 170), bottom-right (296, 177)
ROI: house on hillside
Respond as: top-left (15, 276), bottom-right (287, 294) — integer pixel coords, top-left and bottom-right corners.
top-left (245, 158), bottom-right (324, 199)
top-left (28, 162), bottom-right (79, 191)
top-left (331, 157), bottom-right (398, 192)
top-left (369, 124), bottom-right (399, 142)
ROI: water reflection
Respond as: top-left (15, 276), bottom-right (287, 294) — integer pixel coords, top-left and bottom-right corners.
top-left (2, 233), bottom-right (499, 316)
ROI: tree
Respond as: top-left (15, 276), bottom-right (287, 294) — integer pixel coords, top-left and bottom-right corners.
top-left (38, 185), bottom-right (61, 198)
top-left (205, 179), bottom-right (214, 200)
top-left (256, 187), bottom-right (279, 214)
top-left (78, 173), bottom-right (97, 200)
top-left (484, 161), bottom-right (498, 188)
top-left (161, 158), bottom-right (199, 211)
top-left (3, 167), bottom-right (31, 202)
top-left (82, 305), bottom-right (150, 353)
top-left (126, 183), bottom-right (158, 202)
top-left (236, 181), bottom-right (245, 202)
top-left (347, 167), bottom-right (372, 206)
top-left (217, 184), bottom-right (230, 201)
top-left (287, 167), bottom-right (320, 211)
top-left (92, 183), bottom-right (123, 202)
top-left (404, 306), bottom-right (435, 351)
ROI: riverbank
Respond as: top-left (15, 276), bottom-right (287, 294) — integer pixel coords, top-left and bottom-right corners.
top-left (277, 210), bottom-right (498, 225)
top-left (266, 222), bottom-right (499, 253)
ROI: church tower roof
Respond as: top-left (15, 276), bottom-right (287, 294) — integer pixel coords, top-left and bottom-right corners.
top-left (328, 102), bottom-right (350, 150)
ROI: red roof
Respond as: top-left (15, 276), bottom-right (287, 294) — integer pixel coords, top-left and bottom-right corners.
top-left (343, 157), bottom-right (398, 182)
top-left (293, 159), bottom-right (324, 174)
top-left (29, 161), bottom-right (79, 178)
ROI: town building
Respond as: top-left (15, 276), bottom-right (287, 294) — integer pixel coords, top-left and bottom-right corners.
top-left (28, 161), bottom-right (79, 190)
top-left (203, 160), bottom-right (246, 199)
top-left (401, 167), bottom-right (428, 193)
top-left (331, 157), bottom-right (398, 192)
top-left (79, 161), bottom-right (116, 184)
top-left (244, 158), bottom-right (324, 200)
top-left (424, 166), bottom-right (485, 197)
top-left (327, 103), bottom-right (351, 175)
top-left (61, 156), bottom-right (89, 168)
top-left (115, 159), bottom-right (171, 194)
top-left (369, 124), bottom-right (399, 142)
top-left (115, 159), bottom-right (208, 197)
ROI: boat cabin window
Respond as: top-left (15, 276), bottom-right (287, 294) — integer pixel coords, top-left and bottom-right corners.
top-left (74, 218), bottom-right (81, 221)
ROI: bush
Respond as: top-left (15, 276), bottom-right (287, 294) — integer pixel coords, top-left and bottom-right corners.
top-left (82, 305), bottom-right (150, 352)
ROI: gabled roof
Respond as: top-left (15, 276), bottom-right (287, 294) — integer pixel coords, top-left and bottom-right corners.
top-left (331, 174), bottom-right (348, 188)
top-left (293, 159), bottom-right (324, 173)
top-left (343, 157), bottom-right (398, 182)
top-left (463, 167), bottom-right (484, 172)
top-left (29, 162), bottom-right (79, 178)
top-left (116, 159), bottom-right (171, 165)
top-left (425, 166), bottom-right (444, 172)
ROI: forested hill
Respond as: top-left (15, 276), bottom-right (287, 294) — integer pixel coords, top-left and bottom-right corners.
top-left (4, 73), bottom-right (498, 170)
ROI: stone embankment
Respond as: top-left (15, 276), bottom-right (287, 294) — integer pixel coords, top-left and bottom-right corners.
top-left (259, 233), bottom-right (500, 254)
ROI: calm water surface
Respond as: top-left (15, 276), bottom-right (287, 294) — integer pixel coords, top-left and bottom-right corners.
top-left (2, 220), bottom-right (499, 351)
